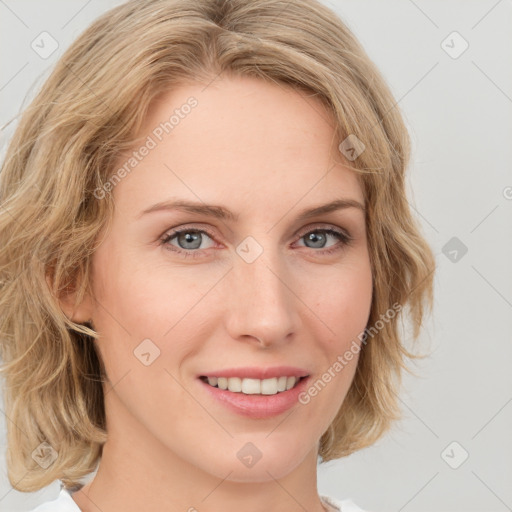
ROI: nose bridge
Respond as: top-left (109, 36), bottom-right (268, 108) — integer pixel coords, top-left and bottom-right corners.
top-left (225, 238), bottom-right (299, 346)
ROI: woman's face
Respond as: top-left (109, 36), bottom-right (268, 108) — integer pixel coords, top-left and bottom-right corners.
top-left (80, 74), bottom-right (373, 483)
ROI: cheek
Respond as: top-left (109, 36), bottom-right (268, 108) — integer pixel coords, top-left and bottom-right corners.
top-left (90, 246), bottom-right (195, 334)
top-left (88, 259), bottom-right (199, 423)
top-left (297, 260), bottom-right (372, 415)
top-left (335, 268), bottom-right (373, 334)
top-left (300, 256), bottom-right (373, 345)
top-left (89, 253), bottom-right (217, 381)
top-left (91, 236), bottom-right (372, 376)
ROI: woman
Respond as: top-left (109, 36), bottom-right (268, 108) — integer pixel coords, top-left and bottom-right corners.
top-left (0, 1), bottom-right (435, 511)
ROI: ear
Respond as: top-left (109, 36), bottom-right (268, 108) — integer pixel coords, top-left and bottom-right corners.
top-left (46, 272), bottom-right (94, 324)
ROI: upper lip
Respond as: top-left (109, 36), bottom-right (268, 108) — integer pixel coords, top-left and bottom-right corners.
top-left (199, 366), bottom-right (310, 380)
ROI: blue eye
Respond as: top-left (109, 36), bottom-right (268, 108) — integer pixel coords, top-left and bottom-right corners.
top-left (160, 226), bottom-right (352, 259)
top-left (297, 228), bottom-right (352, 254)
top-left (161, 229), bottom-right (215, 258)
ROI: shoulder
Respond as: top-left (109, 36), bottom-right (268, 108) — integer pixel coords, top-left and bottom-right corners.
top-left (321, 494), bottom-right (369, 512)
top-left (28, 487), bottom-right (81, 512)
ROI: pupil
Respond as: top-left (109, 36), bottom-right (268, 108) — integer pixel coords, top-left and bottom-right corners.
top-left (307, 232), bottom-right (325, 248)
top-left (179, 231), bottom-right (201, 249)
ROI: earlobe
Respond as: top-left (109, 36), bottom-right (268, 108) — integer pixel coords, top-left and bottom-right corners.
top-left (59, 292), bottom-right (94, 324)
top-left (46, 273), bottom-right (94, 324)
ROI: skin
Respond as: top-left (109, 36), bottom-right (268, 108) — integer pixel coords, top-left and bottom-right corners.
top-left (62, 73), bottom-right (373, 512)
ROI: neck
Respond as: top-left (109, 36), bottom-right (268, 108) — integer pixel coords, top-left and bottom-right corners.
top-left (71, 393), bottom-right (330, 512)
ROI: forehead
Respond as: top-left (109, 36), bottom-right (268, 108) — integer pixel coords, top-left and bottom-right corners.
top-left (112, 74), bottom-right (364, 217)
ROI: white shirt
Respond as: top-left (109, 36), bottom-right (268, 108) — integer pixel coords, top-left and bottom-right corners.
top-left (29, 485), bottom-right (367, 512)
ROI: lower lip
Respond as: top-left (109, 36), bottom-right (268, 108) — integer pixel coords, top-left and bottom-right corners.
top-left (198, 377), bottom-right (310, 419)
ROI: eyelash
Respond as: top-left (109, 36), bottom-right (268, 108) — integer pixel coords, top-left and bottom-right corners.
top-left (160, 225), bottom-right (353, 259)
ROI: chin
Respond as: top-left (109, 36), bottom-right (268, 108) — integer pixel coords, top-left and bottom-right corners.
top-left (206, 438), bottom-right (312, 483)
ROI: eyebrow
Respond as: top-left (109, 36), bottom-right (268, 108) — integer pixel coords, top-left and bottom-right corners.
top-left (138, 197), bottom-right (365, 222)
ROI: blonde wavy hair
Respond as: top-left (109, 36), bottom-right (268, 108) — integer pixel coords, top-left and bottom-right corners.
top-left (0, 0), bottom-right (435, 493)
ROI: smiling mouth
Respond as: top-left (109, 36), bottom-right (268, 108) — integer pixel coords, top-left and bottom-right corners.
top-left (199, 375), bottom-right (308, 395)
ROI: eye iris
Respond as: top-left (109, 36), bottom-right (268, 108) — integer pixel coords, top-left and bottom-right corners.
top-left (167, 228), bottom-right (342, 253)
top-left (178, 231), bottom-right (202, 250)
top-left (305, 232), bottom-right (326, 249)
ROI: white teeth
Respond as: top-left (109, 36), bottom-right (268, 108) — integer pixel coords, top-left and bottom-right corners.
top-left (260, 378), bottom-right (275, 395)
top-left (242, 378), bottom-right (261, 394)
top-left (203, 376), bottom-right (302, 395)
top-left (227, 376), bottom-right (242, 392)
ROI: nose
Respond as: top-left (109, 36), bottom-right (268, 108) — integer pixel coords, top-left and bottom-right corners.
top-left (223, 244), bottom-right (301, 348)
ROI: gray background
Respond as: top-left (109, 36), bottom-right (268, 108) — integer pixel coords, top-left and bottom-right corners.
top-left (1, 1), bottom-right (511, 511)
